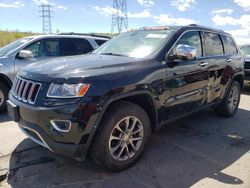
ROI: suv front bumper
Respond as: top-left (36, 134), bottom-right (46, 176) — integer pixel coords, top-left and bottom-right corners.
top-left (7, 96), bottom-right (96, 161)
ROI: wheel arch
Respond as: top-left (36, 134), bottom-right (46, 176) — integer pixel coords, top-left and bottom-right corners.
top-left (0, 74), bottom-right (12, 89)
top-left (84, 90), bottom-right (158, 156)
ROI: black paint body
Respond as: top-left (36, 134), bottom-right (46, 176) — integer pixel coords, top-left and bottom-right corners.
top-left (8, 25), bottom-right (245, 160)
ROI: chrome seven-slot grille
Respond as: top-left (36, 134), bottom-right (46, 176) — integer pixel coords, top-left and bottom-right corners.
top-left (12, 76), bottom-right (41, 104)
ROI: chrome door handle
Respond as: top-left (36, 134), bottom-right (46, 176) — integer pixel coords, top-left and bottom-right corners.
top-left (199, 62), bottom-right (208, 67)
top-left (226, 58), bottom-right (232, 62)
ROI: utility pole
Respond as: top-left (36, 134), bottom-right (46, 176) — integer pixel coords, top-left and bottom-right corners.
top-left (39, 4), bottom-right (53, 34)
top-left (111, 0), bottom-right (128, 34)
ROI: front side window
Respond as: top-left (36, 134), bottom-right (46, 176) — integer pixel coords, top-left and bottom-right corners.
top-left (221, 36), bottom-right (238, 55)
top-left (24, 41), bottom-right (42, 57)
top-left (205, 32), bottom-right (223, 56)
top-left (42, 39), bottom-right (60, 57)
top-left (93, 29), bottom-right (175, 58)
top-left (24, 39), bottom-right (60, 57)
top-left (168, 31), bottom-right (203, 60)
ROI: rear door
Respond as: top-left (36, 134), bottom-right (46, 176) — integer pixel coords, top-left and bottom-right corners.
top-left (164, 31), bottom-right (209, 120)
top-left (204, 32), bottom-right (239, 103)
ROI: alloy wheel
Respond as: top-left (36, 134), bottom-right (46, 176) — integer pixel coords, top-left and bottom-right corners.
top-left (108, 116), bottom-right (144, 161)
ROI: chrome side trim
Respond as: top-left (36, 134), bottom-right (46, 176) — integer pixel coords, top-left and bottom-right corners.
top-left (19, 125), bottom-right (53, 151)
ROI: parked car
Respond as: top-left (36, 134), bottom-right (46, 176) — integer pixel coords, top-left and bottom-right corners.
top-left (240, 44), bottom-right (250, 84)
top-left (0, 33), bottom-right (109, 113)
top-left (7, 25), bottom-right (244, 171)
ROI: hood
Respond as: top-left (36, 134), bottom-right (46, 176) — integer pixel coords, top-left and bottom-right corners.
top-left (19, 54), bottom-right (146, 82)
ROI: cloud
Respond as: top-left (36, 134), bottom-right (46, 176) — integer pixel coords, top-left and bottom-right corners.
top-left (93, 6), bottom-right (151, 18)
top-left (211, 14), bottom-right (250, 45)
top-left (137, 0), bottom-right (154, 7)
top-left (212, 14), bottom-right (250, 27)
top-left (0, 1), bottom-right (25, 8)
top-left (128, 10), bottom-right (151, 18)
top-left (33, 0), bottom-right (51, 5)
top-left (56, 5), bottom-right (67, 10)
top-left (211, 8), bottom-right (234, 15)
top-left (153, 14), bottom-right (196, 25)
top-left (170, 0), bottom-right (195, 11)
top-left (234, 0), bottom-right (250, 11)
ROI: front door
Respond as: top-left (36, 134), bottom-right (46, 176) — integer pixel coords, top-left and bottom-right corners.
top-left (163, 31), bottom-right (209, 120)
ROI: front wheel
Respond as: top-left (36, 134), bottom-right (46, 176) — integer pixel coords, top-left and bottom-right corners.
top-left (90, 101), bottom-right (151, 171)
top-left (215, 81), bottom-right (241, 117)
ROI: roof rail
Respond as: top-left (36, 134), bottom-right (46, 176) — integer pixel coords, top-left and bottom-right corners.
top-left (188, 24), bottom-right (198, 27)
top-left (58, 32), bottom-right (111, 39)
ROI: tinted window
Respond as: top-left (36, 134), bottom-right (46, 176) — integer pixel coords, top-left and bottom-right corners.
top-left (168, 31), bottom-right (203, 60)
top-left (95, 39), bottom-right (107, 46)
top-left (221, 36), bottom-right (237, 55)
top-left (62, 38), bottom-right (93, 56)
top-left (205, 32), bottom-right (223, 56)
top-left (240, 45), bottom-right (250, 55)
top-left (24, 39), bottom-right (60, 57)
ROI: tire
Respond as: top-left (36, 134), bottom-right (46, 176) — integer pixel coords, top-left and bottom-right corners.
top-left (215, 81), bottom-right (241, 117)
top-left (90, 100), bottom-right (151, 171)
top-left (0, 82), bottom-right (9, 114)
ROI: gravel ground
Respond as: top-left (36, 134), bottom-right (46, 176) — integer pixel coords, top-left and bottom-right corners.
top-left (0, 86), bottom-right (250, 188)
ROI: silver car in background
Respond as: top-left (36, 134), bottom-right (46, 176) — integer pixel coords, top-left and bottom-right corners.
top-left (240, 44), bottom-right (250, 85)
top-left (0, 34), bottom-right (109, 113)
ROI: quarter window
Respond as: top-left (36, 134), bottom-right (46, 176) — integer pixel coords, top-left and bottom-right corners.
top-left (221, 36), bottom-right (238, 55)
top-left (204, 32), bottom-right (223, 56)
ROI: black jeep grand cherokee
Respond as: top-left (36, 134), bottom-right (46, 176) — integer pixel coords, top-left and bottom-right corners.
top-left (8, 25), bottom-right (244, 171)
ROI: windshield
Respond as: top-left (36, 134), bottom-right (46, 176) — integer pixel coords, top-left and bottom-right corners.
top-left (0, 37), bottom-right (33, 57)
top-left (240, 45), bottom-right (250, 56)
top-left (93, 29), bottom-right (175, 58)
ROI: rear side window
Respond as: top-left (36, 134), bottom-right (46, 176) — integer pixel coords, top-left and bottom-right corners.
top-left (221, 36), bottom-right (238, 55)
top-left (204, 32), bottom-right (223, 56)
top-left (95, 39), bottom-right (107, 46)
top-left (62, 38), bottom-right (94, 56)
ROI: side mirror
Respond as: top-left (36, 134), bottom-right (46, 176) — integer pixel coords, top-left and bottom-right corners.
top-left (175, 44), bottom-right (197, 60)
top-left (18, 50), bottom-right (34, 59)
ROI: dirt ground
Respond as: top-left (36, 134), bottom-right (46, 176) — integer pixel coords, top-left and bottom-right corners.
top-left (0, 86), bottom-right (250, 188)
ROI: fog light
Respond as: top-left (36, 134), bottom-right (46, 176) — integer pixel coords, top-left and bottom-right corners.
top-left (50, 120), bottom-right (71, 133)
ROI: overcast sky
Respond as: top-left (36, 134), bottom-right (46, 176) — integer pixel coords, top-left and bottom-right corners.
top-left (0, 0), bottom-right (250, 44)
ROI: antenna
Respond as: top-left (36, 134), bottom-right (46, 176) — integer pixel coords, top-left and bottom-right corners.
top-left (39, 4), bottom-right (53, 34)
top-left (111, 0), bottom-right (128, 34)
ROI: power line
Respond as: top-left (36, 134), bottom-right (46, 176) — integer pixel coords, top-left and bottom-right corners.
top-left (39, 4), bottom-right (53, 34)
top-left (111, 0), bottom-right (128, 34)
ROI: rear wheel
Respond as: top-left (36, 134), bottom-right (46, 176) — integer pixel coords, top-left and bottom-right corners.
top-left (0, 82), bottom-right (9, 114)
top-left (90, 101), bottom-right (151, 171)
top-left (215, 81), bottom-right (241, 117)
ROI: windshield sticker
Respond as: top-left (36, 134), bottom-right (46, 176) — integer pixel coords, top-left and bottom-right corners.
top-left (146, 34), bottom-right (167, 39)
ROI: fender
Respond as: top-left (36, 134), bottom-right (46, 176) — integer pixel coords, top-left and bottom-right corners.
top-left (83, 90), bottom-right (158, 155)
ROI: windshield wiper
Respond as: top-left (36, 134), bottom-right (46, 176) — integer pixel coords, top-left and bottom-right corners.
top-left (100, 53), bottom-right (127, 57)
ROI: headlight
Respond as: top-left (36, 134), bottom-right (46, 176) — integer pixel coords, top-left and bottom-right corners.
top-left (47, 83), bottom-right (90, 98)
